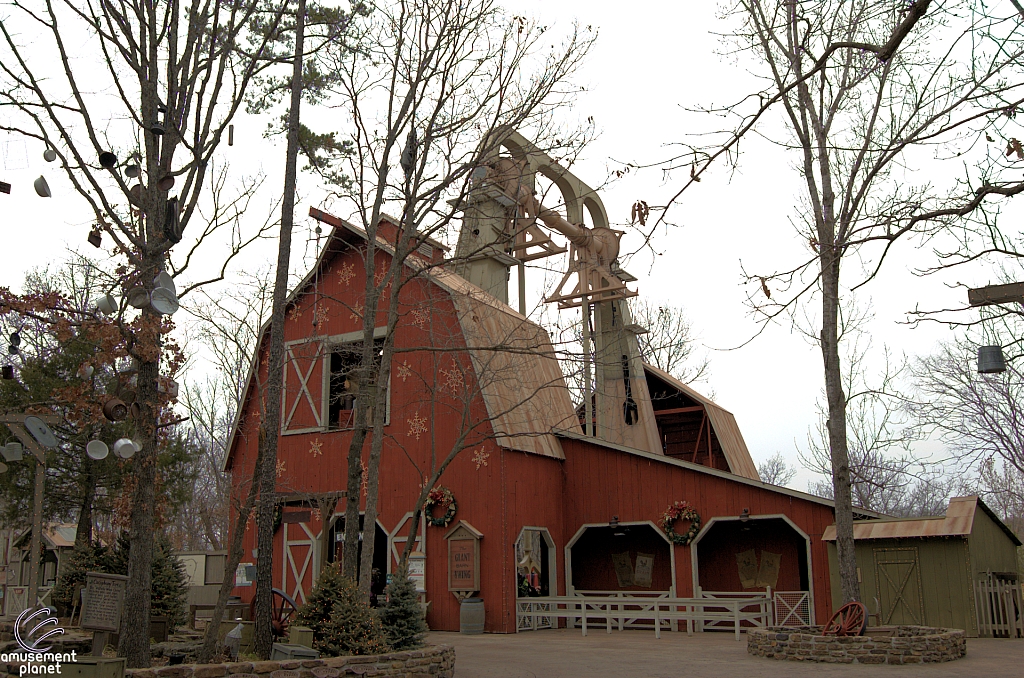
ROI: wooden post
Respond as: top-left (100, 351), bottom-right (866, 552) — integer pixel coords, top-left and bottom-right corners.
top-left (28, 456), bottom-right (44, 607)
top-left (1, 415), bottom-right (57, 609)
top-left (91, 631), bottom-right (110, 657)
top-left (582, 295), bottom-right (592, 436)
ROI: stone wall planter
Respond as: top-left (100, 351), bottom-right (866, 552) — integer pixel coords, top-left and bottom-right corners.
top-left (3, 645), bottom-right (453, 678)
top-left (747, 626), bottom-right (966, 665)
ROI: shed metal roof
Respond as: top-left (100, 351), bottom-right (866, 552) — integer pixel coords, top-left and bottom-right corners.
top-left (821, 496), bottom-right (1021, 546)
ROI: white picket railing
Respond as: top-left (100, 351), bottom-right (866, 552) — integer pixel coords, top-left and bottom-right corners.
top-left (974, 575), bottom-right (1023, 639)
top-left (515, 593), bottom-right (771, 640)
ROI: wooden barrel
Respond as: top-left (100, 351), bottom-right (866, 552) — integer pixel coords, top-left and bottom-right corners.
top-left (460, 597), bottom-right (485, 634)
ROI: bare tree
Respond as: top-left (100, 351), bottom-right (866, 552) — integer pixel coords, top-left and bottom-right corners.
top-left (0, 0), bottom-right (290, 664)
top-left (183, 273), bottom-right (276, 664)
top-left (758, 452), bottom-right (797, 487)
top-left (911, 331), bottom-right (1024, 477)
top-left (294, 0), bottom-right (593, 596)
top-left (647, 0), bottom-right (1024, 604)
top-left (169, 271), bottom-right (276, 553)
top-left (628, 298), bottom-right (710, 385)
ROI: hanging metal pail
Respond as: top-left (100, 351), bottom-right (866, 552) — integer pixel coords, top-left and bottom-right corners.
top-left (978, 345), bottom-right (1006, 374)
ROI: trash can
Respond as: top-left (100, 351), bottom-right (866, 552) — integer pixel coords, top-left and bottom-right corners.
top-left (460, 597), bottom-right (484, 634)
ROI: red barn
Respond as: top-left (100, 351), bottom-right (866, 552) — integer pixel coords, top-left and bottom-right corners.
top-left (224, 131), bottom-right (852, 634)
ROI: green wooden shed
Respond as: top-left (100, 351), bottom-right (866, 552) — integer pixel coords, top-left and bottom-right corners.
top-left (823, 496), bottom-right (1022, 637)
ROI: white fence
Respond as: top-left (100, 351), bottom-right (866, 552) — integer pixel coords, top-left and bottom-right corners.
top-left (773, 591), bottom-right (812, 626)
top-left (516, 593), bottom-right (771, 640)
top-left (974, 575), bottom-right (1023, 639)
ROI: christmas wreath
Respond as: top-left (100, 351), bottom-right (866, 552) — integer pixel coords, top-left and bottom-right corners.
top-left (424, 486), bottom-right (457, 527)
top-left (660, 500), bottom-right (701, 546)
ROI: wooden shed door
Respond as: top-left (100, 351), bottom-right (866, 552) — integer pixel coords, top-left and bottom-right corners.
top-left (873, 548), bottom-right (925, 625)
top-left (282, 340), bottom-right (325, 433)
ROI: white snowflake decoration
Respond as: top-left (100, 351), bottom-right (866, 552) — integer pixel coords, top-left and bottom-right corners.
top-left (407, 413), bottom-right (428, 440)
top-left (472, 448), bottom-right (490, 470)
top-left (337, 263), bottom-right (355, 286)
top-left (313, 304), bottom-right (328, 329)
top-left (397, 360), bottom-right (413, 382)
top-left (440, 362), bottom-right (464, 396)
top-left (276, 458), bottom-right (286, 478)
top-left (410, 306), bottom-right (428, 328)
top-left (309, 438), bottom-right (323, 457)
top-left (349, 303), bottom-right (363, 321)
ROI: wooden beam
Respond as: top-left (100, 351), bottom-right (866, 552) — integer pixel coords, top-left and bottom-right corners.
top-left (968, 282), bottom-right (1024, 307)
top-left (309, 206), bottom-right (344, 228)
top-left (274, 490), bottom-right (346, 505)
top-left (653, 406), bottom-right (704, 416)
top-left (692, 412), bottom-right (706, 462)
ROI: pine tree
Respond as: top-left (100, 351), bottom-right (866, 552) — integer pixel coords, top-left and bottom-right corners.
top-left (378, 566), bottom-right (426, 650)
top-left (105, 533), bottom-right (188, 630)
top-left (52, 543), bottom-right (107, 615)
top-left (294, 563), bottom-right (389, 656)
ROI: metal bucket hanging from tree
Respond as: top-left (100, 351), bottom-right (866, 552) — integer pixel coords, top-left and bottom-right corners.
top-left (978, 345), bottom-right (1006, 374)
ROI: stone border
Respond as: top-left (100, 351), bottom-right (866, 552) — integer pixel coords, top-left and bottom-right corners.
top-left (3, 645), bottom-right (453, 678)
top-left (747, 626), bottom-right (966, 665)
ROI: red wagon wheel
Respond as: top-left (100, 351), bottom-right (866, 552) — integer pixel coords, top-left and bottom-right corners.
top-left (249, 588), bottom-right (299, 639)
top-left (822, 601), bottom-right (867, 637)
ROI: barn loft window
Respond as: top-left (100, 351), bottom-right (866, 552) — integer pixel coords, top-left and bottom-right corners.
top-left (328, 337), bottom-right (390, 430)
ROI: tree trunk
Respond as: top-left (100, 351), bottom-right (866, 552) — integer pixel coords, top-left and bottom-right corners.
top-left (74, 453), bottom-right (96, 548)
top-left (254, 0), bottom-right (306, 659)
top-left (342, 422), bottom-right (368, 580)
top-left (357, 355), bottom-right (391, 594)
top-left (118, 348), bottom-right (160, 667)
top-left (196, 454), bottom-right (262, 664)
top-left (821, 257), bottom-right (860, 604)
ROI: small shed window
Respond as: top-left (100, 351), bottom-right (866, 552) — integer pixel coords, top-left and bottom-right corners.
top-left (328, 338), bottom-right (390, 429)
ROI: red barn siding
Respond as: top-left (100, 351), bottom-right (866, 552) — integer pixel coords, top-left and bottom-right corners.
top-left (558, 438), bottom-right (834, 624)
top-left (227, 224), bottom-right (838, 634)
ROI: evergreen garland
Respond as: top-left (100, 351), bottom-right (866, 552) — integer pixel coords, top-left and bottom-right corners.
top-left (378, 565), bottom-right (427, 650)
top-left (294, 563), bottom-right (390, 657)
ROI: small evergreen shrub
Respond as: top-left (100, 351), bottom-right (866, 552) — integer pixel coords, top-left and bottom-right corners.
top-left (294, 563), bottom-right (390, 656)
top-left (52, 533), bottom-right (187, 629)
top-left (378, 565), bottom-right (427, 650)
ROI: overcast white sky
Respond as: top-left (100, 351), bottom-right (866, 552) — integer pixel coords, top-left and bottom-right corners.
top-left (1, 0), bottom-right (1016, 490)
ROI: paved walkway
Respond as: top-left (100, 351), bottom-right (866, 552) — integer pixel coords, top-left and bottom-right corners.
top-left (429, 629), bottom-right (1022, 677)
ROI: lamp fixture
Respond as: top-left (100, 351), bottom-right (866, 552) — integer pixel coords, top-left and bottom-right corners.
top-left (609, 515), bottom-right (619, 529)
top-left (739, 508), bottom-right (750, 522)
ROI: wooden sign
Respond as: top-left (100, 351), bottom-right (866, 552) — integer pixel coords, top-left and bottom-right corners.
top-left (449, 540), bottom-right (477, 590)
top-left (282, 510), bottom-right (311, 524)
top-left (81, 572), bottom-right (128, 632)
top-left (756, 551), bottom-right (782, 589)
top-left (444, 521), bottom-right (482, 593)
top-left (736, 550), bottom-right (758, 589)
top-left (611, 552), bottom-right (634, 587)
top-left (634, 553), bottom-right (654, 588)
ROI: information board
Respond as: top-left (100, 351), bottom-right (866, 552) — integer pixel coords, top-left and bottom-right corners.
top-left (407, 554), bottom-right (426, 593)
top-left (81, 572), bottom-right (128, 632)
